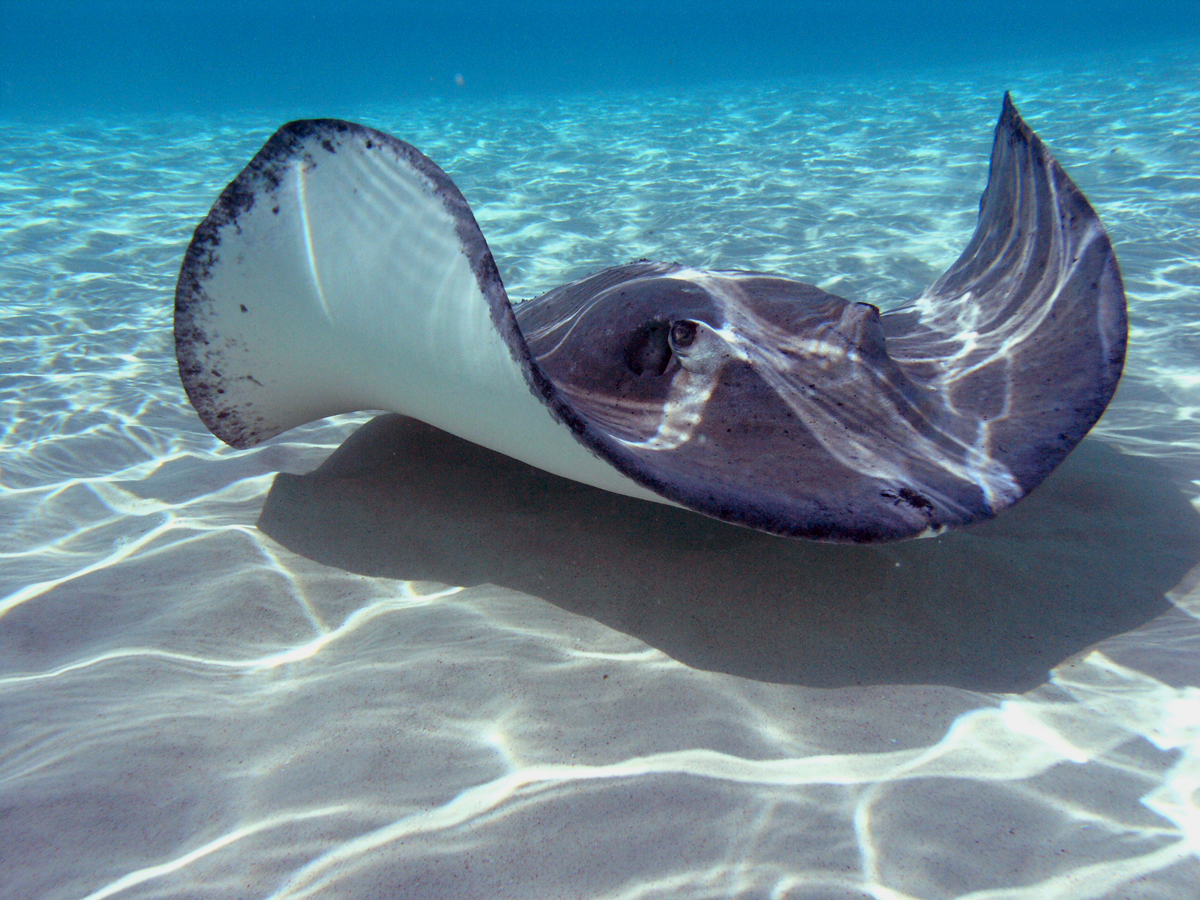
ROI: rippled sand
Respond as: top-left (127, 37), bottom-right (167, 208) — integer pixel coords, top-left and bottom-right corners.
top-left (2, 50), bottom-right (1200, 900)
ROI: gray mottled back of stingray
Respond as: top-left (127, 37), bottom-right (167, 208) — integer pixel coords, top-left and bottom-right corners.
top-left (175, 95), bottom-right (1125, 543)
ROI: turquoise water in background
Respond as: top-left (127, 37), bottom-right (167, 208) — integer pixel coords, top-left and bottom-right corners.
top-left (3, 0), bottom-right (1199, 116)
top-left (3, 3), bottom-right (1200, 899)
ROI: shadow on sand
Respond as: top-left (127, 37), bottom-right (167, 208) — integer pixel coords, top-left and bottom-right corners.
top-left (259, 415), bottom-right (1200, 692)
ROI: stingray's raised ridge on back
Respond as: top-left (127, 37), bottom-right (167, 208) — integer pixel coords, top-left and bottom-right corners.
top-left (175, 95), bottom-right (1126, 542)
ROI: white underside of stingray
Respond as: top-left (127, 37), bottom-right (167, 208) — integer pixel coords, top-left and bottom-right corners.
top-left (175, 96), bottom-right (1127, 542)
top-left (177, 137), bottom-right (661, 502)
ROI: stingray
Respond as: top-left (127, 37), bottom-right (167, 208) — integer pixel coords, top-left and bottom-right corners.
top-left (175, 94), bottom-right (1126, 542)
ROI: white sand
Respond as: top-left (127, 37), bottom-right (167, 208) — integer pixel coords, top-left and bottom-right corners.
top-left (2, 50), bottom-right (1199, 899)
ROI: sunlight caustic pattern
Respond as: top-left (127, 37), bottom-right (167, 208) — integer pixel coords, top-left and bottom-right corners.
top-left (2, 51), bottom-right (1200, 900)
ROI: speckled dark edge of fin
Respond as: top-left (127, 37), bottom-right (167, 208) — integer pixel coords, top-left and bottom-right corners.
top-left (174, 121), bottom-right (345, 447)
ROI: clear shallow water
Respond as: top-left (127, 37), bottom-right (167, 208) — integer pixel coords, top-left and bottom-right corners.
top-left (5, 1), bottom-right (1198, 116)
top-left (2, 31), bottom-right (1200, 900)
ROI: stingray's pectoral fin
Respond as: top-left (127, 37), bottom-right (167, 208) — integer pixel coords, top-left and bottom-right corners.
top-left (174, 120), bottom-right (502, 448)
top-left (882, 94), bottom-right (1127, 507)
top-left (174, 120), bottom-right (669, 503)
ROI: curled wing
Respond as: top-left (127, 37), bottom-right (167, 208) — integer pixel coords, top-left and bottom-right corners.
top-left (881, 94), bottom-right (1127, 500)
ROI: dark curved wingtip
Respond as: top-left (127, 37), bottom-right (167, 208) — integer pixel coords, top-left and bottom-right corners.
top-left (1001, 91), bottom-right (1017, 119)
top-left (883, 93), bottom-right (1127, 528)
top-left (996, 92), bottom-right (1037, 151)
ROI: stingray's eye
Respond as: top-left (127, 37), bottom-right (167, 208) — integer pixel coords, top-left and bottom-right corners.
top-left (624, 320), bottom-right (672, 376)
top-left (669, 319), bottom-right (698, 350)
top-left (668, 319), bottom-right (735, 374)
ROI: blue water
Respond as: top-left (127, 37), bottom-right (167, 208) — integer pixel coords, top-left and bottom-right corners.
top-left (3, 3), bottom-right (1200, 899)
top-left (3, 0), bottom-right (1199, 116)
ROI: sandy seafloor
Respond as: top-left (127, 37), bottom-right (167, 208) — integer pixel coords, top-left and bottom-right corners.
top-left (3, 47), bottom-right (1200, 900)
